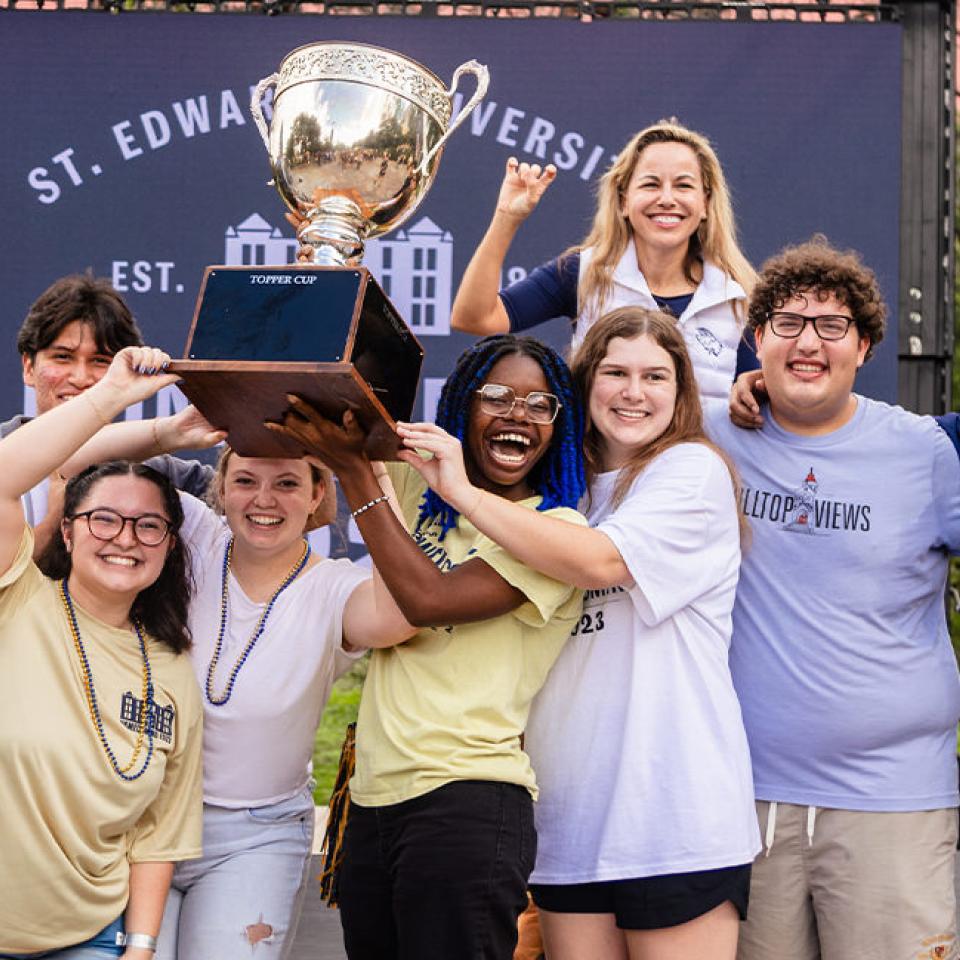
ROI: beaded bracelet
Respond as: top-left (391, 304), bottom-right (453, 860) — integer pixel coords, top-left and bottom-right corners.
top-left (351, 494), bottom-right (389, 518)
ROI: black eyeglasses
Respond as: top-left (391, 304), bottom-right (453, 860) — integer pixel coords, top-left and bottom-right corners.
top-left (475, 384), bottom-right (561, 424)
top-left (767, 312), bottom-right (855, 341)
top-left (69, 509), bottom-right (173, 547)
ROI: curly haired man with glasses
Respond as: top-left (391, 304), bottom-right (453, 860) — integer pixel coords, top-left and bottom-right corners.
top-left (705, 237), bottom-right (960, 960)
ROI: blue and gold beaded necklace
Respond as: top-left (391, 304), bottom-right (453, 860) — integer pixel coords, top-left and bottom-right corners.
top-left (205, 536), bottom-right (311, 706)
top-left (59, 579), bottom-right (155, 782)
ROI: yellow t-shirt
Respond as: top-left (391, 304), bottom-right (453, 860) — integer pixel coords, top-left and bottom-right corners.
top-left (350, 464), bottom-right (585, 807)
top-left (0, 528), bottom-right (203, 954)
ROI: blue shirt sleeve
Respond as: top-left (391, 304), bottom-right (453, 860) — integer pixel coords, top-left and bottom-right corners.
top-left (734, 327), bottom-right (759, 378)
top-left (144, 454), bottom-right (215, 499)
top-left (935, 413), bottom-right (960, 462)
top-left (500, 253), bottom-right (579, 333)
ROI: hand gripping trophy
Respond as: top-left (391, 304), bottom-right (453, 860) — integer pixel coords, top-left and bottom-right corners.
top-left (170, 43), bottom-right (489, 459)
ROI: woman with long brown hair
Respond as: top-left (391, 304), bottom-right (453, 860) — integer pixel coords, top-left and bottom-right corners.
top-left (396, 308), bottom-right (759, 959)
top-left (452, 120), bottom-right (757, 401)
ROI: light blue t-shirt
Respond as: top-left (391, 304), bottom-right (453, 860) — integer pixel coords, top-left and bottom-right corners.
top-left (705, 396), bottom-right (960, 811)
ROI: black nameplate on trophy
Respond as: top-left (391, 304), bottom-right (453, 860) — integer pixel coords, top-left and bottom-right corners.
top-left (187, 265), bottom-right (423, 423)
top-left (170, 265), bottom-right (424, 460)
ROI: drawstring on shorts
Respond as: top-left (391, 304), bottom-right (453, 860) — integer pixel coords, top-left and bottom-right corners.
top-left (762, 802), bottom-right (817, 856)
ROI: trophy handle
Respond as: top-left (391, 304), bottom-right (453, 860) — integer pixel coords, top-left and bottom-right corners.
top-left (250, 73), bottom-right (279, 152)
top-left (418, 60), bottom-right (490, 175)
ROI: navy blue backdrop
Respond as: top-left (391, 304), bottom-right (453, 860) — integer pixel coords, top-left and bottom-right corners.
top-left (0, 13), bottom-right (902, 551)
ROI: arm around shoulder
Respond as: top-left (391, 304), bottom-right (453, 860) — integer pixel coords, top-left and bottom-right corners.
top-left (468, 495), bottom-right (627, 590)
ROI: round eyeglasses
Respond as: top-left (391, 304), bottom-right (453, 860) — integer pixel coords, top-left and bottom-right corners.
top-left (474, 384), bottom-right (561, 424)
top-left (767, 312), bottom-right (855, 341)
top-left (69, 509), bottom-right (173, 547)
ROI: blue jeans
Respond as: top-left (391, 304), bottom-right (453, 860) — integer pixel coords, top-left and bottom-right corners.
top-left (1, 918), bottom-right (123, 959)
top-left (156, 785), bottom-right (315, 960)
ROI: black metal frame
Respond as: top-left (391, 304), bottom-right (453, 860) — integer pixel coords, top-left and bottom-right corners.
top-left (0, 0), bottom-right (902, 19)
top-left (898, 0), bottom-right (955, 414)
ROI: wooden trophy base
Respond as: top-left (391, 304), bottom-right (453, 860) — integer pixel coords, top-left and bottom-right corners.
top-left (172, 264), bottom-right (424, 461)
top-left (168, 360), bottom-right (403, 460)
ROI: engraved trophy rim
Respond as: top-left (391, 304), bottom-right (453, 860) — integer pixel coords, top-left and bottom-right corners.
top-left (275, 40), bottom-right (451, 129)
top-left (251, 42), bottom-right (489, 264)
top-left (279, 40), bottom-right (447, 89)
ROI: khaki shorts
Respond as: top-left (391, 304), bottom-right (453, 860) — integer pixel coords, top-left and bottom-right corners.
top-left (738, 801), bottom-right (958, 960)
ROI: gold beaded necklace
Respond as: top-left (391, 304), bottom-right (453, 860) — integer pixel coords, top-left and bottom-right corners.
top-left (205, 537), bottom-right (311, 706)
top-left (59, 580), bottom-right (154, 781)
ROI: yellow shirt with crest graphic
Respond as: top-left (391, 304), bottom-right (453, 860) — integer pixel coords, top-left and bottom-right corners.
top-left (0, 527), bottom-right (203, 955)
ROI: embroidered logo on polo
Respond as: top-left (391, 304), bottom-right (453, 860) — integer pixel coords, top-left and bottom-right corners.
top-left (739, 466), bottom-right (871, 535)
top-left (120, 691), bottom-right (174, 744)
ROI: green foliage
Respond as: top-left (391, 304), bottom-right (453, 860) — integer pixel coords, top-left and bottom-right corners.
top-left (312, 657), bottom-right (368, 805)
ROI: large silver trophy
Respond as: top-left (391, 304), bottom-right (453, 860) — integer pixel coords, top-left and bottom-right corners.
top-left (171, 43), bottom-right (490, 459)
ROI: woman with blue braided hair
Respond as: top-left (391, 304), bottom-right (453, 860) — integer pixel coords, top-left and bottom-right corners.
top-left (398, 309), bottom-right (760, 960)
top-left (269, 334), bottom-right (586, 960)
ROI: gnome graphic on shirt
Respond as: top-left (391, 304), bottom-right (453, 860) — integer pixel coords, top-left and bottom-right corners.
top-left (784, 466), bottom-right (819, 534)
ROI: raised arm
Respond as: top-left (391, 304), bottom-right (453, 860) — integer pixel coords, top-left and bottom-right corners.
top-left (0, 347), bottom-right (176, 576)
top-left (267, 400), bottom-right (527, 627)
top-left (59, 404), bottom-right (226, 478)
top-left (450, 157), bottom-right (557, 336)
top-left (396, 421), bottom-right (630, 591)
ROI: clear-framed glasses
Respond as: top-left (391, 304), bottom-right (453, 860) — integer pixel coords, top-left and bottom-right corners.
top-left (768, 312), bottom-right (855, 341)
top-left (69, 509), bottom-right (173, 547)
top-left (474, 383), bottom-right (561, 424)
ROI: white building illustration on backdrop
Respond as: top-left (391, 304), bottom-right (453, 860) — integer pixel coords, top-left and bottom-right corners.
top-left (224, 214), bottom-right (453, 336)
top-left (224, 214), bottom-right (298, 266)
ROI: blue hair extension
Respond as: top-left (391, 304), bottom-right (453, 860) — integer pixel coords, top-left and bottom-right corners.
top-left (417, 335), bottom-right (586, 541)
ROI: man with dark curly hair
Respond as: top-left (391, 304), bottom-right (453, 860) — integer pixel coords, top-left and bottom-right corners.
top-left (705, 237), bottom-right (960, 960)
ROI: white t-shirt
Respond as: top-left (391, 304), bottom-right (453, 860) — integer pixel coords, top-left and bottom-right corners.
top-left (180, 493), bottom-right (368, 807)
top-left (524, 443), bottom-right (760, 883)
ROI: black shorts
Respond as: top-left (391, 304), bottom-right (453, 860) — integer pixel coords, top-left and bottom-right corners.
top-left (529, 862), bottom-right (751, 930)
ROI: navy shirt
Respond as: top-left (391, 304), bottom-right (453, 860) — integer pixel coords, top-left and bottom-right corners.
top-left (936, 413), bottom-right (960, 458)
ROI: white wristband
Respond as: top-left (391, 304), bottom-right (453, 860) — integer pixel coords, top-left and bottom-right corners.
top-left (116, 931), bottom-right (158, 952)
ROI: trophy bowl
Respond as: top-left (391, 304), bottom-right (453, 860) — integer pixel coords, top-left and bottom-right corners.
top-left (252, 43), bottom-right (489, 265)
top-left (172, 44), bottom-right (488, 461)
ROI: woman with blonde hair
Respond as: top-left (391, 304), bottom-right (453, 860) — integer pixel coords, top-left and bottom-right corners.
top-left (397, 308), bottom-right (759, 959)
top-left (452, 119), bottom-right (757, 401)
